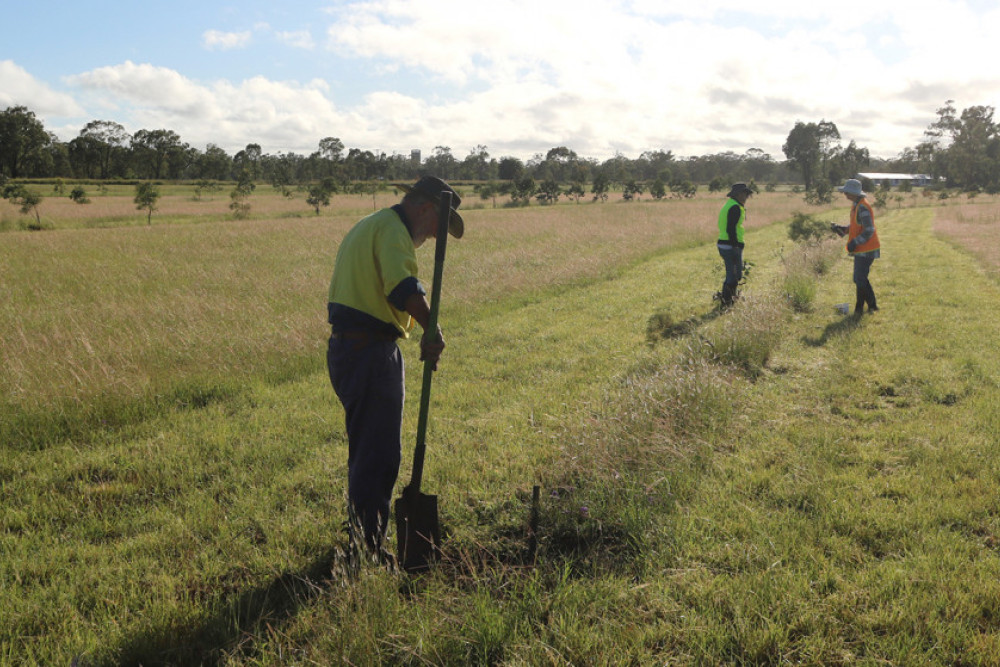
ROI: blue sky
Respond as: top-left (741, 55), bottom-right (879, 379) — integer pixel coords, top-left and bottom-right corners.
top-left (4, 0), bottom-right (1000, 162)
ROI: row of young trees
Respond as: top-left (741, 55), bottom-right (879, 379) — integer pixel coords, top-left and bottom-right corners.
top-left (2, 101), bottom-right (999, 192)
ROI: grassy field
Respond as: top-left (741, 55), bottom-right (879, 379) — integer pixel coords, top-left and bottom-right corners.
top-left (2, 188), bottom-right (1000, 664)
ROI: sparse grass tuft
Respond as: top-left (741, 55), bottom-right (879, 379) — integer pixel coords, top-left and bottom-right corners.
top-left (779, 238), bottom-right (842, 311)
top-left (686, 292), bottom-right (787, 376)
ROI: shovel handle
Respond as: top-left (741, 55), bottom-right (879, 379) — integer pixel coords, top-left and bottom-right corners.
top-left (409, 191), bottom-right (452, 493)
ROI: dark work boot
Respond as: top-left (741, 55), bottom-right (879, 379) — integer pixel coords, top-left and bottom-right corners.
top-left (720, 283), bottom-right (736, 310)
top-left (854, 284), bottom-right (865, 317)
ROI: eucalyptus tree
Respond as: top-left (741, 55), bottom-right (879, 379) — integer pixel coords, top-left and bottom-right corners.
top-left (313, 136), bottom-right (344, 180)
top-left (460, 144), bottom-right (492, 180)
top-left (591, 172), bottom-right (610, 202)
top-left (233, 143), bottom-right (263, 181)
top-left (71, 120), bottom-right (130, 178)
top-left (827, 140), bottom-right (870, 184)
top-left (229, 169), bottom-right (255, 219)
top-left (193, 143), bottom-right (233, 181)
top-left (636, 149), bottom-right (675, 181)
top-left (0, 106), bottom-right (49, 178)
top-left (924, 100), bottom-right (1000, 189)
top-left (424, 146), bottom-right (456, 180)
top-left (743, 148), bottom-right (774, 183)
top-left (536, 146), bottom-right (579, 182)
top-left (782, 120), bottom-right (840, 190)
top-left (498, 156), bottom-right (524, 181)
top-left (131, 129), bottom-right (184, 179)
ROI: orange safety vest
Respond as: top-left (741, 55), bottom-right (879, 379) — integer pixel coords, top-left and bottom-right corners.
top-left (848, 198), bottom-right (880, 254)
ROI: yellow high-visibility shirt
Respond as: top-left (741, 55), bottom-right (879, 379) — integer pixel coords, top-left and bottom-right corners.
top-left (328, 207), bottom-right (419, 337)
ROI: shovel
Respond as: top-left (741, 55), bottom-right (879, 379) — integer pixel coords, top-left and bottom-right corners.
top-left (394, 191), bottom-right (452, 572)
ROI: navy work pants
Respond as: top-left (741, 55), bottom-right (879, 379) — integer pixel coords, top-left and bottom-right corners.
top-left (853, 253), bottom-right (878, 312)
top-left (718, 245), bottom-right (743, 287)
top-left (327, 335), bottom-right (404, 550)
top-left (852, 253), bottom-right (875, 288)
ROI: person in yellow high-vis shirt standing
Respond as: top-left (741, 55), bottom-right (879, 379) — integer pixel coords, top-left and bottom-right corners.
top-left (833, 178), bottom-right (880, 317)
top-left (716, 183), bottom-right (752, 309)
top-left (326, 175), bottom-right (464, 557)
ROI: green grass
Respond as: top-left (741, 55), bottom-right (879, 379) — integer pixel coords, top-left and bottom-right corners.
top-left (3, 198), bottom-right (1000, 664)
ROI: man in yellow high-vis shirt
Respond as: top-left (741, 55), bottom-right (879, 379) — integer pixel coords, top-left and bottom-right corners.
top-left (326, 175), bottom-right (464, 555)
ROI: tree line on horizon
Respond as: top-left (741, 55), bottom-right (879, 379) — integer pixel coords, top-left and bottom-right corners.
top-left (1, 100), bottom-right (998, 197)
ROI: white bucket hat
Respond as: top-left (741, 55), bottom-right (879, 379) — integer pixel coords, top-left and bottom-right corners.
top-left (838, 179), bottom-right (865, 197)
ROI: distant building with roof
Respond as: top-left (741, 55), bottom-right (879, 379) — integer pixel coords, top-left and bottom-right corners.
top-left (857, 172), bottom-right (933, 188)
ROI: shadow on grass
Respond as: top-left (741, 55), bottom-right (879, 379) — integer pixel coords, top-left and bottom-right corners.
top-left (646, 307), bottom-right (722, 344)
top-left (110, 547), bottom-right (342, 666)
top-left (802, 314), bottom-right (863, 347)
top-left (1, 382), bottom-right (240, 453)
top-left (3, 356), bottom-right (321, 452)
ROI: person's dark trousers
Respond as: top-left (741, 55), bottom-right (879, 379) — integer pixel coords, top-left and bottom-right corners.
top-left (718, 245), bottom-right (743, 307)
top-left (327, 335), bottom-right (404, 551)
top-left (853, 254), bottom-right (877, 315)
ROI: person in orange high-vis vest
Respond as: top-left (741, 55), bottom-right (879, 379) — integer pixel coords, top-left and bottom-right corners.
top-left (835, 179), bottom-right (880, 316)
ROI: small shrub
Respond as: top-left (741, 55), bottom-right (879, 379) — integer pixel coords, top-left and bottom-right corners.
top-left (804, 181), bottom-right (833, 205)
top-left (2, 183), bottom-right (43, 226)
top-left (69, 186), bottom-right (90, 204)
top-left (133, 182), bottom-right (160, 224)
top-left (873, 187), bottom-right (890, 209)
top-left (649, 179), bottom-right (666, 200)
top-left (229, 170), bottom-right (256, 219)
top-left (787, 212), bottom-right (832, 243)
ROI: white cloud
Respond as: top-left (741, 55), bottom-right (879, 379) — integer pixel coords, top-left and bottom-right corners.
top-left (66, 62), bottom-right (357, 154)
top-left (202, 29), bottom-right (252, 51)
top-left (0, 60), bottom-right (84, 116)
top-left (9, 0), bottom-right (1000, 161)
top-left (69, 62), bottom-right (215, 116)
top-left (316, 0), bottom-right (1000, 158)
top-left (276, 30), bottom-right (315, 50)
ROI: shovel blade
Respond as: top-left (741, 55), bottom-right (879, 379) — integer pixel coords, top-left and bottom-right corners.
top-left (394, 490), bottom-right (441, 572)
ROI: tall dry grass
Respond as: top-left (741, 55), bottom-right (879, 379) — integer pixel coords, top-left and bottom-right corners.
top-left (0, 191), bottom-right (827, 435)
top-left (0, 218), bottom-right (345, 420)
top-left (447, 191), bottom-right (818, 309)
top-left (932, 198), bottom-right (1000, 280)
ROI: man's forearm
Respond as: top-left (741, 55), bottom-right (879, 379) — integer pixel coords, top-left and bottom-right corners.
top-left (404, 292), bottom-right (433, 331)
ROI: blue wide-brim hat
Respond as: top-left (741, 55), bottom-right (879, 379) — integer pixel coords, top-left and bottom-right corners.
top-left (838, 179), bottom-right (865, 197)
